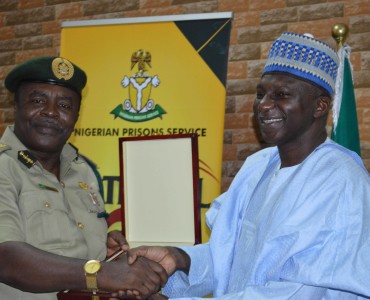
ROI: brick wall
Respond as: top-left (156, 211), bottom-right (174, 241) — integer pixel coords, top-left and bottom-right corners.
top-left (0, 0), bottom-right (369, 192)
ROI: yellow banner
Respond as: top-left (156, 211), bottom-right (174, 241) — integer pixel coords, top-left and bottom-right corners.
top-left (61, 13), bottom-right (232, 242)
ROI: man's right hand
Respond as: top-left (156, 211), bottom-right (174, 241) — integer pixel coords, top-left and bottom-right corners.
top-left (100, 252), bottom-right (168, 299)
top-left (127, 246), bottom-right (191, 276)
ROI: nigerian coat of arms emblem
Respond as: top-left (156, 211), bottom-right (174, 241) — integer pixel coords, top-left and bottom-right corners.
top-left (111, 49), bottom-right (166, 122)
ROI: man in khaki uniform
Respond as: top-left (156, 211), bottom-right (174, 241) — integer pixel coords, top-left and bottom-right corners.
top-left (0, 56), bottom-right (167, 300)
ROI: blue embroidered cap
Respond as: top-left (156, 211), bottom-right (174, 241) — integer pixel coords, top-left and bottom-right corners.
top-left (263, 32), bottom-right (339, 96)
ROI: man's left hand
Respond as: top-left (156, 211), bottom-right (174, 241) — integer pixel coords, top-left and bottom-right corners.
top-left (106, 230), bottom-right (129, 258)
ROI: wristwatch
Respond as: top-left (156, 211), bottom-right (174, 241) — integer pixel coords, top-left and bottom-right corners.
top-left (83, 260), bottom-right (101, 292)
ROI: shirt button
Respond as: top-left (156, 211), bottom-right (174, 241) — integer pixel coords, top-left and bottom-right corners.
top-left (44, 201), bottom-right (51, 208)
top-left (77, 222), bottom-right (85, 229)
top-left (60, 181), bottom-right (65, 188)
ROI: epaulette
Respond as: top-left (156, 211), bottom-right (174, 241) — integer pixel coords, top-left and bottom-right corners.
top-left (0, 143), bottom-right (11, 153)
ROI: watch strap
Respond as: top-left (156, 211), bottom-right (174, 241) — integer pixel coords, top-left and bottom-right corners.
top-left (85, 272), bottom-right (98, 291)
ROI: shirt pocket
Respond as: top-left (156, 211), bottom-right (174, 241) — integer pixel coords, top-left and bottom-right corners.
top-left (73, 189), bottom-right (107, 258)
top-left (19, 190), bottom-right (83, 251)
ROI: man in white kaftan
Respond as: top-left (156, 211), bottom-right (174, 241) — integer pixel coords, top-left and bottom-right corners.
top-left (127, 32), bottom-right (370, 300)
top-left (162, 139), bottom-right (370, 299)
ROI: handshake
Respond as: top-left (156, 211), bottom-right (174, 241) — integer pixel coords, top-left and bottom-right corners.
top-left (81, 243), bottom-right (190, 300)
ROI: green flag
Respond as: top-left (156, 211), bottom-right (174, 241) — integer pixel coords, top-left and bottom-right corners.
top-left (331, 45), bottom-right (361, 156)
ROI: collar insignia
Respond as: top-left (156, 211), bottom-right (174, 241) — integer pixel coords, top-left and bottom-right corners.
top-left (18, 150), bottom-right (37, 168)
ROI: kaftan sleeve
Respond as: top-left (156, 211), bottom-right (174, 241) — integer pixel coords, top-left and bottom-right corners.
top-left (162, 243), bottom-right (214, 297)
top-left (164, 281), bottom-right (329, 300)
top-left (164, 277), bottom-right (368, 300)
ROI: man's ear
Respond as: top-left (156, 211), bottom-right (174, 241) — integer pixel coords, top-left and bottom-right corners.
top-left (314, 96), bottom-right (331, 118)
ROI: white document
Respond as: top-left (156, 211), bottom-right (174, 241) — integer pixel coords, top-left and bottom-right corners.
top-left (121, 137), bottom-right (197, 247)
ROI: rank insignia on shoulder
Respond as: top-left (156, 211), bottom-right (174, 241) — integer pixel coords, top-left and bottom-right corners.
top-left (18, 150), bottom-right (37, 168)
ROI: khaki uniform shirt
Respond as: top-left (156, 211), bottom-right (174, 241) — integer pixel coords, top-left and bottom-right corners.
top-left (0, 126), bottom-right (108, 300)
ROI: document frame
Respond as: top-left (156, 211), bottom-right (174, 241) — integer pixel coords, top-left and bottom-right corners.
top-left (119, 133), bottom-right (201, 247)
top-left (57, 290), bottom-right (117, 300)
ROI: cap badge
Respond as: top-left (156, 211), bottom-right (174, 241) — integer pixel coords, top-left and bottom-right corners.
top-left (52, 57), bottom-right (74, 80)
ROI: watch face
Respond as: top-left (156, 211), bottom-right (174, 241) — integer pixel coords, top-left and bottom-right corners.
top-left (84, 260), bottom-right (101, 274)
